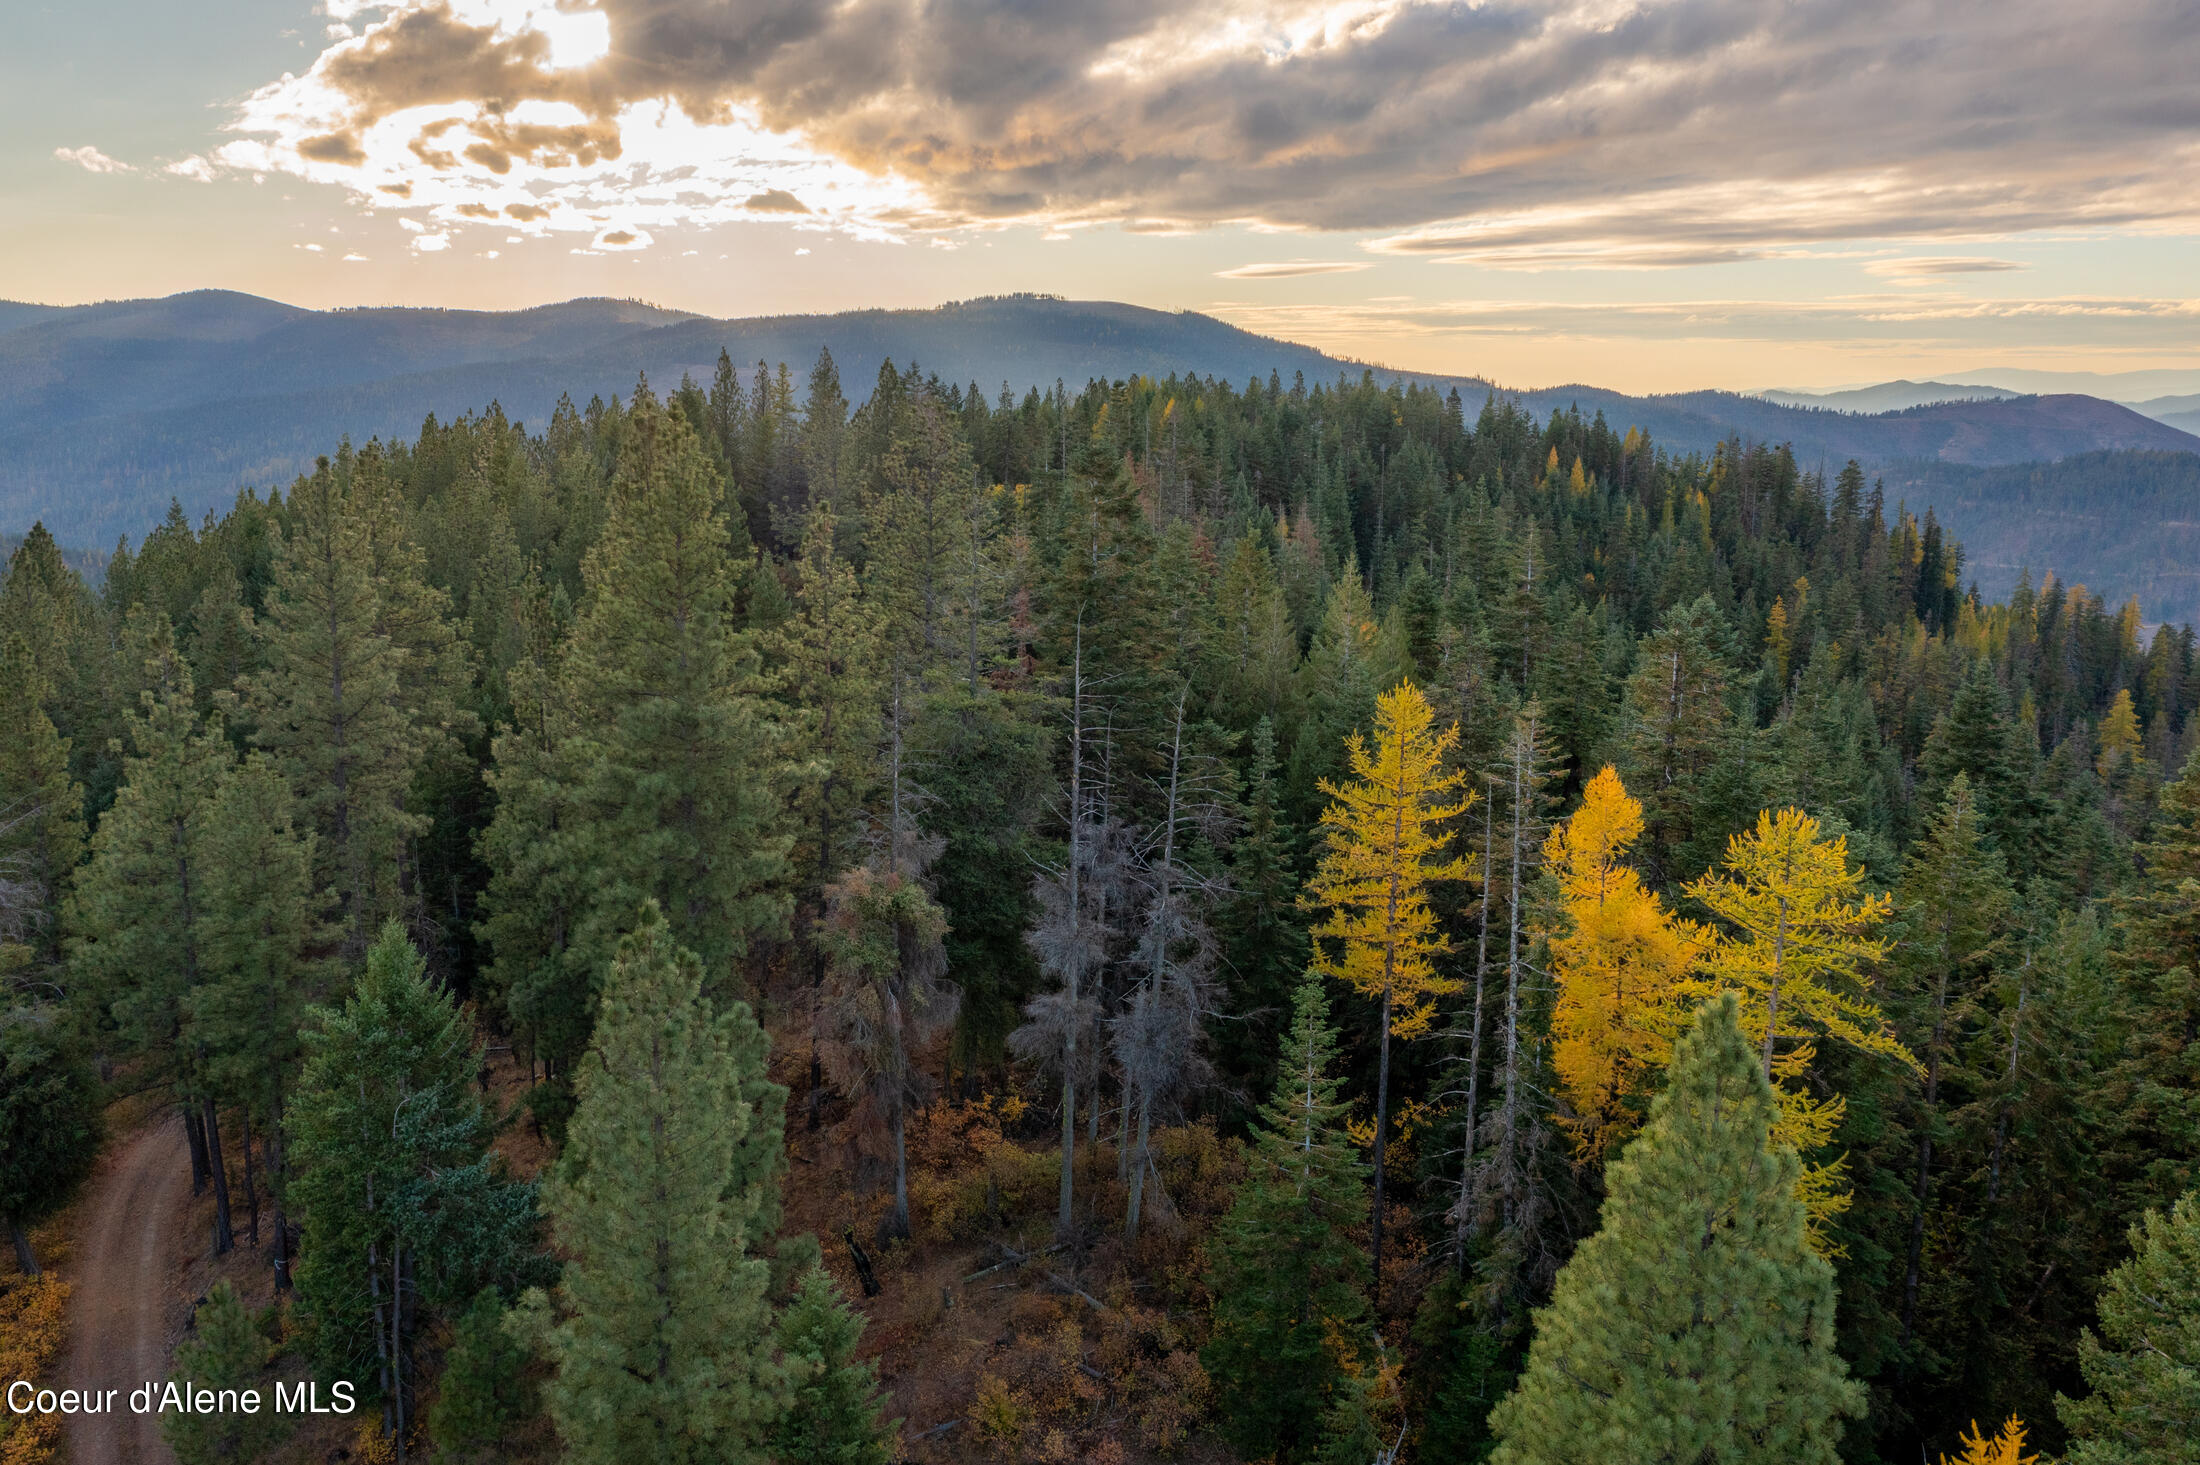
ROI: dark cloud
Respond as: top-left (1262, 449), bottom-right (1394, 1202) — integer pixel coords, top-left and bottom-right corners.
top-left (242, 0), bottom-right (2200, 250)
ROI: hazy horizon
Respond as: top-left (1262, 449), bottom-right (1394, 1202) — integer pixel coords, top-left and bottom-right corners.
top-left (8, 0), bottom-right (2199, 396)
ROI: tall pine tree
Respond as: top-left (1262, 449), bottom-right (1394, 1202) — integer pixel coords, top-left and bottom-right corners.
top-left (538, 902), bottom-right (788, 1465)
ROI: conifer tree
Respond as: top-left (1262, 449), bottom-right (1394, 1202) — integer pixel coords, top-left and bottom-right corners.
top-left (428, 1289), bottom-right (538, 1463)
top-left (1686, 806), bottom-right (1915, 1233)
top-left (771, 502), bottom-right (884, 1130)
top-left (1938, 1417), bottom-right (2038, 1465)
top-left (1887, 774), bottom-right (2012, 1348)
top-left (1204, 975), bottom-right (1374, 1464)
top-left (539, 902), bottom-right (787, 1465)
top-left (1288, 561), bottom-right (1405, 820)
top-left (248, 459), bottom-right (425, 953)
top-left (69, 614), bottom-right (239, 1251)
top-left (556, 395), bottom-right (790, 999)
top-left (1920, 662), bottom-right (2043, 877)
top-left (817, 860), bottom-right (956, 1241)
top-left (1, 523), bottom-right (113, 810)
top-left (1619, 596), bottom-right (1739, 883)
top-left (773, 1267), bottom-right (898, 1465)
top-left (2057, 1191), bottom-right (2200, 1465)
top-left (908, 683), bottom-right (1050, 1071)
top-left (477, 589), bottom-right (594, 1080)
top-left (1208, 536), bottom-right (1301, 733)
top-left (187, 752), bottom-right (328, 1281)
top-left (1488, 995), bottom-right (1865, 1464)
top-left (800, 347), bottom-right (852, 532)
top-left (2101, 744), bottom-right (2200, 1219)
top-left (1216, 716), bottom-right (1305, 1112)
top-left (868, 391), bottom-right (986, 681)
top-left (162, 1282), bottom-right (281, 1465)
top-left (289, 921), bottom-right (536, 1459)
top-left (1547, 766), bottom-right (1703, 1156)
top-left (1304, 680), bottom-right (1474, 1295)
top-left (0, 629), bottom-right (82, 977)
top-left (0, 1004), bottom-right (98, 1275)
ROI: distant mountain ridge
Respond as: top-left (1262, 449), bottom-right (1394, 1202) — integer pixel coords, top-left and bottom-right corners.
top-left (2, 291), bottom-right (2196, 558)
top-left (1757, 381), bottom-right (2024, 413)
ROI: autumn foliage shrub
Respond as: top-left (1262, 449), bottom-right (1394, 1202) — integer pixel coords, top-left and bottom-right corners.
top-left (0, 1274), bottom-right (71, 1465)
top-left (905, 1096), bottom-right (1054, 1243)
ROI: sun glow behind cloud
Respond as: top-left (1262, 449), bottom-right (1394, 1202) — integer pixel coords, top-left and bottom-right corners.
top-left (189, 0), bottom-right (934, 254)
top-left (172, 0), bottom-right (2200, 272)
top-left (17, 0), bottom-right (2163, 391)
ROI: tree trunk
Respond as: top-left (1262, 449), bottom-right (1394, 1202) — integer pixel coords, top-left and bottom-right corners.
top-left (390, 1240), bottom-right (407, 1464)
top-left (268, 1112), bottom-right (292, 1293)
top-left (1372, 986), bottom-right (1393, 1305)
top-left (1056, 622), bottom-right (1085, 1239)
top-left (202, 1096), bottom-right (235, 1257)
top-left (1987, 982), bottom-right (2026, 1207)
top-left (369, 1238), bottom-right (394, 1439)
top-left (1454, 781), bottom-right (1497, 1262)
top-left (1497, 727), bottom-right (1528, 1233)
top-left (183, 1103), bottom-right (211, 1194)
top-left (1901, 965), bottom-right (1953, 1349)
top-left (1126, 1087), bottom-right (1154, 1240)
top-left (241, 1109), bottom-right (261, 1248)
top-left (8, 1220), bottom-right (37, 1277)
top-left (1761, 897), bottom-right (1790, 1079)
top-left (886, 1107), bottom-right (912, 1242)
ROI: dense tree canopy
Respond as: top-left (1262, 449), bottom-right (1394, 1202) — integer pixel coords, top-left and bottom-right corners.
top-left (10, 352), bottom-right (2200, 1465)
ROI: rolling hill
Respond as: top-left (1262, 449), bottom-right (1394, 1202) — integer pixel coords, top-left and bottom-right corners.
top-left (4, 291), bottom-right (2199, 621)
top-left (1883, 452), bottom-right (2200, 626)
top-left (1756, 381), bottom-right (2024, 413)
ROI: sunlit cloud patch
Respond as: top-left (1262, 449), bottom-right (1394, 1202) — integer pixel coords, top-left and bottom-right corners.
top-left (191, 0), bottom-right (2200, 261)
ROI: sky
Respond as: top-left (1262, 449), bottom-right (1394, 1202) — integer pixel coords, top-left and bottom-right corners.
top-left (5, 0), bottom-right (2198, 395)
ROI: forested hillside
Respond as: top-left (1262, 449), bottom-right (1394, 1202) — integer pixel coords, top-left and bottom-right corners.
top-left (7, 291), bottom-right (2196, 555)
top-left (1886, 450), bottom-right (2200, 624)
top-left (5, 355), bottom-right (2200, 1464)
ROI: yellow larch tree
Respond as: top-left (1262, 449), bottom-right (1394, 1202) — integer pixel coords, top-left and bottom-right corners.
top-left (1684, 807), bottom-right (1917, 1243)
top-left (1545, 766), bottom-right (1704, 1157)
top-left (1304, 680), bottom-right (1477, 1296)
top-left (1938, 1416), bottom-right (2036, 1465)
top-left (2096, 686), bottom-right (2143, 778)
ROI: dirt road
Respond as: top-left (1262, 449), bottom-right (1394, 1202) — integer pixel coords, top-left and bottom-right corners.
top-left (63, 1115), bottom-right (190, 1465)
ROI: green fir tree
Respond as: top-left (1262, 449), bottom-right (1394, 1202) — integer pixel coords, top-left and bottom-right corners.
top-left (2058, 1190), bottom-right (2200, 1465)
top-left (538, 901), bottom-right (788, 1465)
top-left (1203, 973), bottom-right (1374, 1463)
top-left (1488, 994), bottom-right (1865, 1465)
top-left (773, 1267), bottom-right (898, 1465)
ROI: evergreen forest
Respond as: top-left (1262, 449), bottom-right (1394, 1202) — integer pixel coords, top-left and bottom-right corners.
top-left (5, 353), bottom-right (2199, 1465)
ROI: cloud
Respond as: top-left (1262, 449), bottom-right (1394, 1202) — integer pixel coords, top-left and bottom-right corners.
top-left (208, 0), bottom-right (2200, 258)
top-left (1205, 293), bottom-right (2200, 367)
top-left (743, 189), bottom-right (809, 213)
top-left (1217, 260), bottom-right (1371, 279)
top-left (54, 145), bottom-right (132, 174)
top-left (1867, 256), bottom-right (2029, 279)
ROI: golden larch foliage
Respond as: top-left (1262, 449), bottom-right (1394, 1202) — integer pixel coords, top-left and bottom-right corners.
top-left (1938, 1416), bottom-right (2037, 1465)
top-left (2097, 687), bottom-right (2143, 777)
top-left (1684, 807), bottom-right (1915, 1245)
top-left (1303, 681), bottom-right (1476, 1039)
top-left (1546, 767), bottom-right (1704, 1156)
